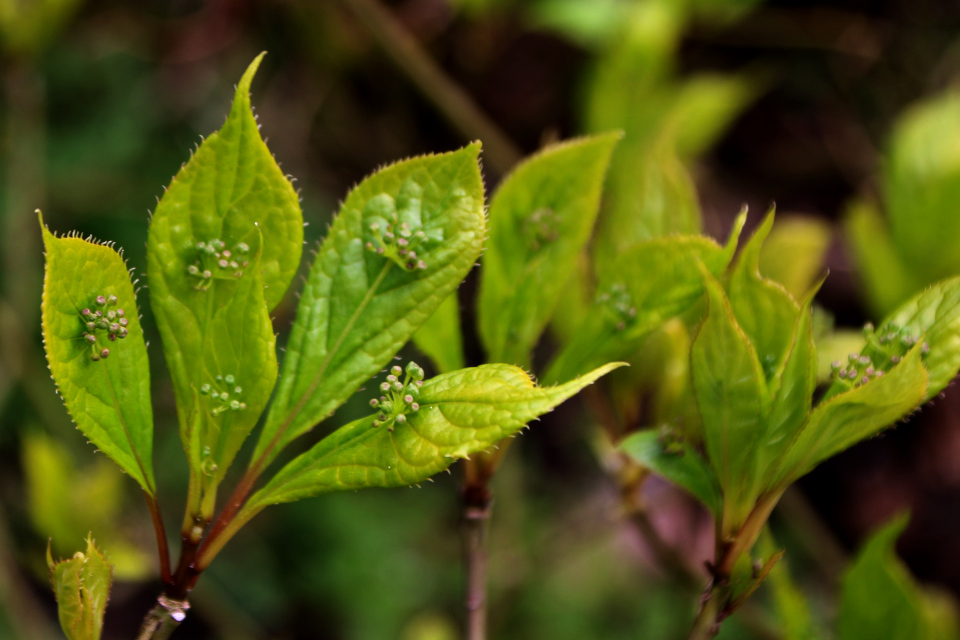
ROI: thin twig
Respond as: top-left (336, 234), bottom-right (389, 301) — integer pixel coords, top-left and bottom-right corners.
top-left (461, 467), bottom-right (493, 640)
top-left (338, 0), bottom-right (523, 175)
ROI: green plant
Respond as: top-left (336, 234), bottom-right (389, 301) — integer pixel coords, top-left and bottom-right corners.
top-left (39, 55), bottom-right (620, 640)
top-left (621, 214), bottom-right (960, 637)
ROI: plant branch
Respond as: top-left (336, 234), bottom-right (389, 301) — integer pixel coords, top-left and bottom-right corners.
top-left (338, 0), bottom-right (523, 175)
top-left (462, 475), bottom-right (492, 640)
top-left (135, 595), bottom-right (190, 640)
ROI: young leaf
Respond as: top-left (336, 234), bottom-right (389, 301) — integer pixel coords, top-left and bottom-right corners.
top-left (773, 344), bottom-right (927, 488)
top-left (196, 246), bottom-right (277, 496)
top-left (668, 72), bottom-right (758, 159)
top-left (727, 211), bottom-right (800, 382)
top-left (147, 55), bottom-right (301, 464)
top-left (253, 144), bottom-right (486, 471)
top-left (838, 514), bottom-right (927, 640)
top-left (243, 363), bottom-right (623, 509)
top-left (40, 217), bottom-right (155, 495)
top-left (619, 430), bottom-right (721, 513)
top-left (882, 276), bottom-right (960, 399)
top-left (543, 221), bottom-right (743, 385)
top-left (477, 133), bottom-right (620, 367)
top-left (691, 268), bottom-right (766, 528)
top-left (412, 292), bottom-right (465, 374)
top-left (47, 536), bottom-right (113, 640)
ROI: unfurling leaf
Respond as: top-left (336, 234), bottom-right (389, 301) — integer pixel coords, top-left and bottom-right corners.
top-left (147, 55), bottom-right (300, 481)
top-left (478, 133), bottom-right (619, 367)
top-left (758, 214), bottom-right (832, 300)
top-left (40, 214), bottom-right (155, 495)
top-left (619, 429), bottom-right (721, 513)
top-left (691, 268), bottom-right (765, 528)
top-left (242, 363), bottom-right (623, 510)
top-left (48, 536), bottom-right (113, 640)
top-left (254, 144), bottom-right (486, 472)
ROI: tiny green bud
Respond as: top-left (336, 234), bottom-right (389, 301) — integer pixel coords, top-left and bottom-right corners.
top-left (106, 295), bottom-right (118, 305)
top-left (118, 327), bottom-right (128, 338)
top-left (188, 264), bottom-right (200, 275)
top-left (107, 310), bottom-right (116, 320)
top-left (119, 317), bottom-right (128, 327)
top-left (219, 392), bottom-right (229, 401)
top-left (225, 374), bottom-right (235, 385)
top-left (200, 384), bottom-right (211, 395)
top-left (109, 323), bottom-right (120, 333)
top-left (234, 386), bottom-right (242, 394)
top-left (391, 365), bottom-right (403, 377)
top-left (86, 322), bottom-right (95, 331)
top-left (202, 270), bottom-right (212, 279)
top-left (91, 353), bottom-right (100, 362)
top-left (395, 414), bottom-right (406, 424)
top-left (370, 398), bottom-right (379, 408)
top-left (96, 295), bottom-right (106, 306)
top-left (410, 402), bottom-right (419, 412)
top-left (392, 381), bottom-right (403, 391)
top-left (85, 333), bottom-right (96, 344)
top-left (404, 394), bottom-right (413, 404)
top-left (100, 348), bottom-right (110, 359)
top-left (386, 374), bottom-right (397, 383)
top-left (230, 400), bottom-right (240, 410)
top-left (381, 382), bottom-right (391, 393)
top-left (236, 242), bottom-right (249, 253)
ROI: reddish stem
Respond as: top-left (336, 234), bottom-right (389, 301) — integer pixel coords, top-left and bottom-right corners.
top-left (144, 491), bottom-right (172, 586)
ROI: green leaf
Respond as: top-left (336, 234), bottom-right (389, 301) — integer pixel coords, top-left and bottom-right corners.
top-left (196, 246), bottom-right (277, 502)
top-left (886, 90), bottom-right (960, 282)
top-left (691, 267), bottom-right (766, 529)
top-left (412, 292), bottom-right (464, 374)
top-left (543, 218), bottom-right (743, 385)
top-left (883, 276), bottom-right (960, 400)
top-left (253, 144), bottom-right (486, 471)
top-left (48, 536), bottom-right (113, 640)
top-left (147, 55), bottom-right (301, 467)
top-left (844, 199), bottom-right (919, 317)
top-left (243, 363), bottom-right (623, 509)
top-left (727, 211), bottom-right (801, 383)
top-left (838, 514), bottom-right (927, 640)
top-left (619, 430), bottom-right (721, 513)
top-left (758, 215), bottom-right (832, 300)
top-left (773, 344), bottom-right (927, 488)
top-left (40, 217), bottom-right (155, 495)
top-left (478, 133), bottom-right (620, 366)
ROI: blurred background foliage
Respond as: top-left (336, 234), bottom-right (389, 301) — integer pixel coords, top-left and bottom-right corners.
top-left (4, 0), bottom-right (960, 638)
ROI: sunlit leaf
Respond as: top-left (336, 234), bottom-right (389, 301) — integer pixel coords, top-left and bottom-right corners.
top-left (243, 363), bottom-right (623, 509)
top-left (254, 144), bottom-right (486, 472)
top-left (478, 133), bottom-right (619, 367)
top-left (40, 216), bottom-right (155, 495)
top-left (146, 55), bottom-right (301, 478)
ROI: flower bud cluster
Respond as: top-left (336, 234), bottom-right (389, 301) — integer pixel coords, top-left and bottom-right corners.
top-left (369, 361), bottom-right (425, 432)
top-left (364, 206), bottom-right (441, 271)
top-left (187, 239), bottom-right (250, 291)
top-left (200, 373), bottom-right (247, 416)
top-left (80, 294), bottom-right (129, 361)
top-left (829, 321), bottom-right (930, 389)
top-left (596, 283), bottom-right (637, 332)
top-left (522, 207), bottom-right (559, 252)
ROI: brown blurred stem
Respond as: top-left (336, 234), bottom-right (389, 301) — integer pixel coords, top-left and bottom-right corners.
top-left (461, 457), bottom-right (496, 640)
top-left (338, 0), bottom-right (523, 175)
